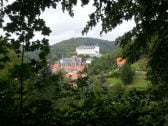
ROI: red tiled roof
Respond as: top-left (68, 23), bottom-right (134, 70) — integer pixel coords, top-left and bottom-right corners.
top-left (116, 58), bottom-right (126, 65)
top-left (63, 65), bottom-right (85, 71)
top-left (50, 64), bottom-right (85, 73)
top-left (50, 64), bottom-right (60, 72)
top-left (50, 62), bottom-right (87, 87)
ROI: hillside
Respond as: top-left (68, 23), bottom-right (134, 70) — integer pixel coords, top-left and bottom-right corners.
top-left (48, 37), bottom-right (118, 63)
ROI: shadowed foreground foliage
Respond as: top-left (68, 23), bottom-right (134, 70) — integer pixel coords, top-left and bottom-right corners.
top-left (0, 0), bottom-right (168, 125)
top-left (1, 73), bottom-right (168, 126)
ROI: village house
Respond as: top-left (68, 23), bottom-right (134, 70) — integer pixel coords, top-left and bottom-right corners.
top-left (116, 57), bottom-right (126, 68)
top-left (50, 56), bottom-right (85, 73)
top-left (50, 56), bottom-right (87, 86)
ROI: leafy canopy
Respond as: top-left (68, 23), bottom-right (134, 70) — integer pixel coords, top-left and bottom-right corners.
top-left (81, 0), bottom-right (168, 85)
top-left (0, 1), bottom-right (168, 125)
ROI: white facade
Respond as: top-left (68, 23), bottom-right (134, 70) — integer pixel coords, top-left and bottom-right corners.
top-left (86, 58), bottom-right (93, 64)
top-left (76, 45), bottom-right (100, 57)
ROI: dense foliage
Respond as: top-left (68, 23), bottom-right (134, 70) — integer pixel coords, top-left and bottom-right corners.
top-left (48, 37), bottom-right (118, 63)
top-left (0, 0), bottom-right (168, 125)
top-left (82, 0), bottom-right (168, 85)
top-left (88, 48), bottom-right (122, 75)
top-left (26, 37), bottom-right (118, 64)
top-left (121, 64), bottom-right (134, 85)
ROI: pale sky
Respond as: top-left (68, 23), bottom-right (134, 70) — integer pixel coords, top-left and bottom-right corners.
top-left (1, 1), bottom-right (136, 45)
top-left (40, 2), bottom-right (135, 45)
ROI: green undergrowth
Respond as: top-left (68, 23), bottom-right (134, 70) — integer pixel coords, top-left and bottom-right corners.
top-left (106, 71), bottom-right (150, 90)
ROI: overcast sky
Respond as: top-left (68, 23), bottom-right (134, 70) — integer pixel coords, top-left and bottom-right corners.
top-left (40, 2), bottom-right (135, 45)
top-left (1, 1), bottom-right (136, 45)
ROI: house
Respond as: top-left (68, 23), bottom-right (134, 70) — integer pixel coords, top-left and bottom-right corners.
top-left (76, 44), bottom-right (100, 57)
top-left (60, 56), bottom-right (82, 67)
top-left (59, 56), bottom-right (84, 73)
top-left (116, 57), bottom-right (126, 68)
top-left (50, 56), bottom-right (85, 73)
top-left (50, 56), bottom-right (87, 87)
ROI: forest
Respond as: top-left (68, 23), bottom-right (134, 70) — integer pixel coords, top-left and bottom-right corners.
top-left (48, 37), bottom-right (117, 62)
top-left (25, 37), bottom-right (118, 64)
top-left (0, 0), bottom-right (168, 126)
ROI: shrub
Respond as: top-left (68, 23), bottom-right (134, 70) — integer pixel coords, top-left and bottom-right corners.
top-left (121, 64), bottom-right (134, 85)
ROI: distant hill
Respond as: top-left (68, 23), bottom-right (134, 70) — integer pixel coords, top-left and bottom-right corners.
top-left (48, 37), bottom-right (118, 63)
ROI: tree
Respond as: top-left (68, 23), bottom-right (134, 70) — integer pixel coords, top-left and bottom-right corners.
top-left (1, 0), bottom-right (167, 84)
top-left (0, 0), bottom-right (168, 125)
top-left (120, 64), bottom-right (134, 85)
top-left (0, 36), bottom-right (10, 70)
top-left (81, 0), bottom-right (168, 85)
top-left (88, 52), bottom-right (117, 75)
top-left (0, 0), bottom-right (82, 125)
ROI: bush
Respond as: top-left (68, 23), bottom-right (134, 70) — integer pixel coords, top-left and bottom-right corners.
top-left (121, 64), bottom-right (134, 85)
top-left (107, 70), bottom-right (121, 78)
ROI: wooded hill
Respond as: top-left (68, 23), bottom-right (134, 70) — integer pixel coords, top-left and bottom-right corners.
top-left (48, 37), bottom-right (118, 63)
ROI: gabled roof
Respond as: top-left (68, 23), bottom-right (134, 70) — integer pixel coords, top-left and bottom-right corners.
top-left (61, 56), bottom-right (81, 65)
top-left (116, 57), bottom-right (126, 65)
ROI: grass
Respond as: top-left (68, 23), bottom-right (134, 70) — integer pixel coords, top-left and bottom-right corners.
top-left (106, 77), bottom-right (122, 86)
top-left (131, 58), bottom-right (148, 71)
top-left (127, 72), bottom-right (150, 90)
top-left (106, 71), bottom-right (150, 90)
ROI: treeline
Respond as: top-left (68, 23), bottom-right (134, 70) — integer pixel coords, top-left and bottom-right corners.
top-left (87, 48), bottom-right (135, 85)
top-left (26, 37), bottom-right (118, 64)
top-left (87, 49), bottom-right (122, 75)
top-left (1, 69), bottom-right (167, 126)
top-left (48, 37), bottom-right (118, 63)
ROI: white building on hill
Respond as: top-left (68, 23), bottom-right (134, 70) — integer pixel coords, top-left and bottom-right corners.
top-left (76, 44), bottom-right (100, 57)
